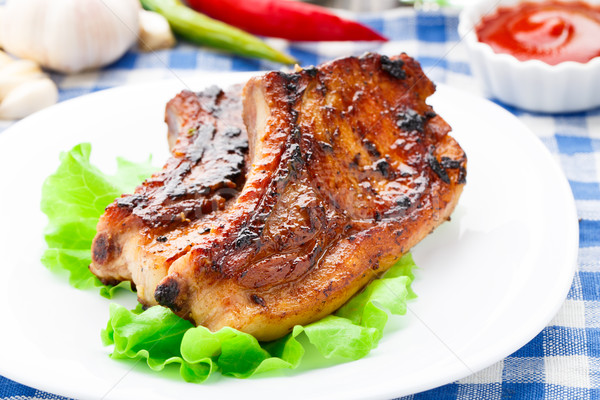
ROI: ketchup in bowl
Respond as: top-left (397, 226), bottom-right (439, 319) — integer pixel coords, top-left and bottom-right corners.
top-left (475, 1), bottom-right (600, 65)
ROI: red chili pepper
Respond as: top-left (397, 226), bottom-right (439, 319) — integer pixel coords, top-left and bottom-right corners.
top-left (184, 0), bottom-right (388, 42)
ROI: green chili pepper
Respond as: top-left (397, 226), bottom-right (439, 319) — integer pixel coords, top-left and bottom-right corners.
top-left (140, 0), bottom-right (297, 65)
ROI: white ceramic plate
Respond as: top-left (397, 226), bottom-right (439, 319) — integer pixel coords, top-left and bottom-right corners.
top-left (0, 73), bottom-right (578, 400)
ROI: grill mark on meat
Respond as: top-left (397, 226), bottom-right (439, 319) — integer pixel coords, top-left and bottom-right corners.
top-left (198, 85), bottom-right (223, 113)
top-left (91, 233), bottom-right (118, 265)
top-left (380, 55), bottom-right (406, 79)
top-left (397, 109), bottom-right (425, 133)
top-left (427, 147), bottom-right (450, 184)
top-left (116, 194), bottom-right (146, 209)
top-left (251, 294), bottom-right (266, 307)
top-left (363, 139), bottom-right (381, 158)
top-left (154, 277), bottom-right (181, 311)
top-left (374, 158), bottom-right (392, 179)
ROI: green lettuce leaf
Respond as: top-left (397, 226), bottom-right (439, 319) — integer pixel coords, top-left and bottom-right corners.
top-left (41, 143), bottom-right (417, 381)
top-left (102, 255), bottom-right (416, 382)
top-left (40, 143), bottom-right (155, 297)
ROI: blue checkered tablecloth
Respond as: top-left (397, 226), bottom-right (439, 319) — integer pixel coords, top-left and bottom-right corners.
top-left (2, 7), bottom-right (598, 400)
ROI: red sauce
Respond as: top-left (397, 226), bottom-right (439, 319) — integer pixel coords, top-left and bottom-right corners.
top-left (476, 1), bottom-right (600, 65)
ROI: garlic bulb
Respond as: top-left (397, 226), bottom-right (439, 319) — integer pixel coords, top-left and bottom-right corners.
top-left (0, 6), bottom-right (6, 49)
top-left (1, 0), bottom-right (140, 74)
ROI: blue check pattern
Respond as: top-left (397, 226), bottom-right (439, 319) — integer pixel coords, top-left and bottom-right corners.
top-left (2, 8), bottom-right (598, 400)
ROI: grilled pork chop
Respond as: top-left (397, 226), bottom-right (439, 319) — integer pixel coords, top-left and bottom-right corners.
top-left (150, 53), bottom-right (467, 341)
top-left (89, 85), bottom-right (248, 306)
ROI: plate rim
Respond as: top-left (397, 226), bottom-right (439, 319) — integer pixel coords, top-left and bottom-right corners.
top-left (0, 75), bottom-right (579, 399)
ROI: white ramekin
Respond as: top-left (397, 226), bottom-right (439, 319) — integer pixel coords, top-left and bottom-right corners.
top-left (458, 0), bottom-right (600, 113)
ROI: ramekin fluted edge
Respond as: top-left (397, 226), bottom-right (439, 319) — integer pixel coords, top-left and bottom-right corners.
top-left (458, 0), bottom-right (600, 113)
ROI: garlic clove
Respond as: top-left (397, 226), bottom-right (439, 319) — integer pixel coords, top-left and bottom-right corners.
top-left (138, 9), bottom-right (176, 52)
top-left (0, 50), bottom-right (13, 68)
top-left (0, 59), bottom-right (44, 101)
top-left (0, 77), bottom-right (58, 120)
top-left (0, 59), bottom-right (42, 76)
top-left (0, 71), bottom-right (44, 102)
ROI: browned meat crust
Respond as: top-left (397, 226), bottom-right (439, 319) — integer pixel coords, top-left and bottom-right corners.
top-left (89, 85), bottom-right (248, 306)
top-left (149, 53), bottom-right (467, 341)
